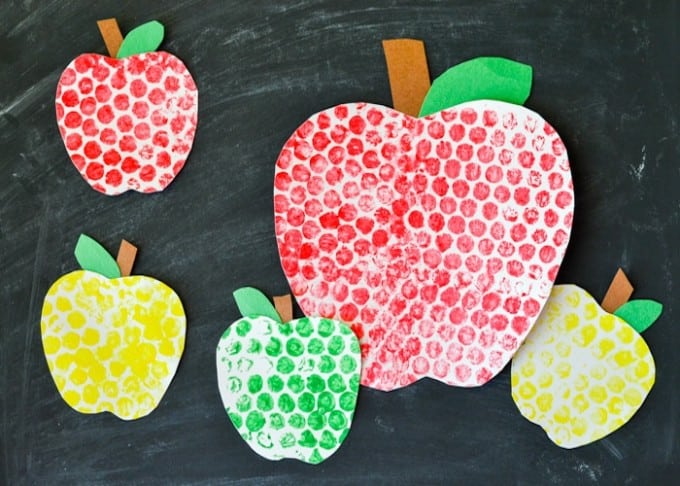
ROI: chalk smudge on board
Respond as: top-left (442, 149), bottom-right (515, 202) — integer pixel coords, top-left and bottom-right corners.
top-left (629, 145), bottom-right (647, 181)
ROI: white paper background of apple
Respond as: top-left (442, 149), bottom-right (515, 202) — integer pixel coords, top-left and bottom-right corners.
top-left (274, 99), bottom-right (574, 391)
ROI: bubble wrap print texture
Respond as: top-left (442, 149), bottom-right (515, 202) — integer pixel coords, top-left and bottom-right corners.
top-left (55, 52), bottom-right (198, 195)
top-left (274, 100), bottom-right (574, 391)
top-left (216, 316), bottom-right (361, 464)
top-left (512, 285), bottom-right (655, 448)
top-left (41, 270), bottom-right (186, 420)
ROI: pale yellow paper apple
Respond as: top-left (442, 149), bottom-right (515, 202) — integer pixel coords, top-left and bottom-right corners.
top-left (41, 234), bottom-right (185, 420)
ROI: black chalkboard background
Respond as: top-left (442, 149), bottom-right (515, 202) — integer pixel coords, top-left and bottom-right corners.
top-left (2, 1), bottom-right (679, 484)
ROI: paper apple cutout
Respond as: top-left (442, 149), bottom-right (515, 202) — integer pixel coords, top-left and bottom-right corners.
top-left (55, 19), bottom-right (198, 195)
top-left (274, 58), bottom-right (574, 391)
top-left (216, 288), bottom-right (360, 464)
top-left (40, 235), bottom-right (185, 420)
top-left (512, 272), bottom-right (660, 448)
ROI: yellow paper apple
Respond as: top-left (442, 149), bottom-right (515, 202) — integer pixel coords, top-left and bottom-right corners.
top-left (40, 234), bottom-right (185, 420)
top-left (512, 271), bottom-right (661, 448)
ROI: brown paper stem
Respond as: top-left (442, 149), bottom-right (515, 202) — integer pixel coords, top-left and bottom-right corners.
top-left (97, 18), bottom-right (124, 58)
top-left (601, 268), bottom-right (634, 313)
top-left (116, 240), bottom-right (138, 277)
top-left (382, 39), bottom-right (431, 117)
top-left (273, 294), bottom-right (293, 323)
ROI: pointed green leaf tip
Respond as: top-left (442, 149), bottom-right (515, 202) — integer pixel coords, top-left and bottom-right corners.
top-left (116, 20), bottom-right (164, 58)
top-left (614, 299), bottom-right (663, 333)
top-left (74, 234), bottom-right (121, 278)
top-left (419, 57), bottom-right (533, 116)
top-left (233, 287), bottom-right (282, 323)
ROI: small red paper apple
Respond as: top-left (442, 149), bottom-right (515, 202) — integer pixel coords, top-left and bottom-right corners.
top-left (274, 57), bottom-right (574, 391)
top-left (55, 19), bottom-right (198, 195)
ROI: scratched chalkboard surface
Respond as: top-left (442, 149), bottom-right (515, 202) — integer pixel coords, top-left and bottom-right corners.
top-left (1, 1), bottom-right (678, 484)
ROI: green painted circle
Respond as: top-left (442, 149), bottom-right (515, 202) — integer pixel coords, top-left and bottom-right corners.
top-left (278, 393), bottom-right (295, 413)
top-left (270, 412), bottom-right (285, 430)
top-left (308, 411), bottom-right (326, 430)
top-left (248, 375), bottom-right (263, 393)
top-left (320, 430), bottom-right (337, 450)
top-left (276, 356), bottom-right (295, 374)
top-left (328, 410), bottom-right (347, 431)
top-left (298, 392), bottom-right (315, 412)
top-left (245, 410), bottom-right (265, 432)
top-left (306, 374), bottom-right (325, 393)
top-left (257, 392), bottom-right (274, 412)
top-left (286, 337), bottom-right (304, 357)
top-left (328, 373), bottom-right (346, 393)
top-left (295, 319), bottom-right (314, 337)
top-left (265, 337), bottom-right (282, 357)
top-left (236, 395), bottom-right (251, 412)
top-left (287, 375), bottom-right (305, 394)
top-left (288, 413), bottom-right (305, 429)
top-left (340, 355), bottom-right (357, 373)
top-left (308, 337), bottom-right (325, 354)
top-left (236, 320), bottom-right (251, 337)
top-left (327, 335), bottom-right (345, 355)
top-left (318, 355), bottom-right (336, 373)
top-left (318, 391), bottom-right (335, 413)
top-left (317, 319), bottom-right (335, 337)
top-left (268, 375), bottom-right (284, 392)
top-left (339, 391), bottom-right (357, 412)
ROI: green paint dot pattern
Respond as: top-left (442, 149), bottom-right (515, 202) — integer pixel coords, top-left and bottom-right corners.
top-left (216, 316), bottom-right (361, 464)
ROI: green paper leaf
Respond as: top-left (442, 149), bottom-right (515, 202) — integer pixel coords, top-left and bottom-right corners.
top-left (614, 299), bottom-right (663, 333)
top-left (233, 287), bottom-right (282, 323)
top-left (116, 20), bottom-right (164, 58)
top-left (419, 57), bottom-right (533, 116)
top-left (74, 234), bottom-right (121, 278)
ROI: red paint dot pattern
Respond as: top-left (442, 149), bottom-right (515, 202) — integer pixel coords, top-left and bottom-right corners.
top-left (274, 101), bottom-right (574, 390)
top-left (55, 52), bottom-right (197, 195)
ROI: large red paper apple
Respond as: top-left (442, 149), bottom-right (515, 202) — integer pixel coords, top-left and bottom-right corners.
top-left (55, 19), bottom-right (198, 195)
top-left (274, 56), bottom-right (574, 391)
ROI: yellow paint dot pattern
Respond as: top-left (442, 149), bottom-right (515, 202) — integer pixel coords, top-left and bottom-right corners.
top-left (511, 284), bottom-right (655, 448)
top-left (40, 270), bottom-right (185, 420)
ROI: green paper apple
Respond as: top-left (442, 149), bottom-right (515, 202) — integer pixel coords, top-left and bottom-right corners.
top-left (216, 288), bottom-right (361, 464)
